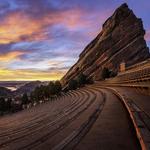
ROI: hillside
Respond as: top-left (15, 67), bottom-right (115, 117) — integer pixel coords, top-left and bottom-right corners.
top-left (0, 87), bottom-right (12, 97)
top-left (14, 81), bottom-right (43, 95)
top-left (61, 3), bottom-right (150, 86)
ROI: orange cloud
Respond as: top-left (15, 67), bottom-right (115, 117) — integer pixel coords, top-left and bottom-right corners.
top-left (44, 9), bottom-right (87, 29)
top-left (0, 68), bottom-right (65, 81)
top-left (0, 12), bottom-right (45, 44)
top-left (0, 9), bottom-right (88, 44)
top-left (0, 51), bottom-right (26, 62)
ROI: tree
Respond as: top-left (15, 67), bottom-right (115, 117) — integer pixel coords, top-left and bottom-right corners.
top-left (11, 103), bottom-right (22, 113)
top-left (77, 73), bottom-right (87, 86)
top-left (86, 76), bottom-right (94, 84)
top-left (0, 97), bottom-right (6, 113)
top-left (68, 79), bottom-right (78, 90)
top-left (22, 93), bottom-right (29, 105)
top-left (30, 91), bottom-right (35, 102)
top-left (48, 81), bottom-right (56, 95)
top-left (29, 81), bottom-right (62, 103)
top-left (38, 85), bottom-right (45, 99)
top-left (0, 97), bottom-right (12, 114)
top-left (109, 70), bottom-right (117, 78)
top-left (54, 81), bottom-right (62, 94)
top-left (101, 67), bottom-right (111, 79)
top-left (44, 86), bottom-right (50, 98)
top-left (5, 98), bottom-right (12, 111)
top-left (33, 86), bottom-right (42, 101)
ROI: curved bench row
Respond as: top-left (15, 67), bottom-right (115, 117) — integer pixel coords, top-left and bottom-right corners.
top-left (91, 84), bottom-right (150, 150)
top-left (104, 64), bottom-right (150, 84)
top-left (0, 91), bottom-right (77, 132)
top-left (0, 90), bottom-right (82, 140)
top-left (18, 88), bottom-right (96, 150)
top-left (0, 88), bottom-right (97, 150)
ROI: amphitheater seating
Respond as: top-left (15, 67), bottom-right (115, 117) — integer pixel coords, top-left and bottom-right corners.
top-left (103, 59), bottom-right (150, 85)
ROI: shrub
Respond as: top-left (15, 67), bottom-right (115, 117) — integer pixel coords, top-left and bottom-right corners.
top-left (109, 70), bottom-right (117, 77)
top-left (86, 76), bottom-right (94, 84)
top-left (77, 73), bottom-right (87, 86)
top-left (0, 97), bottom-right (6, 113)
top-left (54, 81), bottom-right (62, 94)
top-left (22, 93), bottom-right (30, 105)
top-left (48, 81), bottom-right (55, 95)
top-left (68, 79), bottom-right (78, 90)
top-left (0, 97), bottom-right (12, 114)
top-left (101, 67), bottom-right (111, 79)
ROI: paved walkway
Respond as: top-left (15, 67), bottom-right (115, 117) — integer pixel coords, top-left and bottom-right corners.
top-left (76, 88), bottom-right (140, 150)
top-left (113, 87), bottom-right (150, 116)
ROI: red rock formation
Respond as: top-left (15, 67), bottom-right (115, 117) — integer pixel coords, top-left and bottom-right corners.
top-left (61, 3), bottom-right (150, 86)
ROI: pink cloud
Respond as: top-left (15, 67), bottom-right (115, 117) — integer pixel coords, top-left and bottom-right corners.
top-left (0, 8), bottom-right (91, 44)
top-left (145, 30), bottom-right (150, 41)
top-left (0, 6), bottom-right (114, 44)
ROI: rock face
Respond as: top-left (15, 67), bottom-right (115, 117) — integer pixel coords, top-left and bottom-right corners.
top-left (61, 3), bottom-right (150, 86)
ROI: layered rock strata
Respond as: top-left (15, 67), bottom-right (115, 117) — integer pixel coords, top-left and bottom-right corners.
top-left (61, 3), bottom-right (150, 86)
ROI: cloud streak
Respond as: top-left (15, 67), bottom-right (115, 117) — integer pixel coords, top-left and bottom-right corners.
top-left (0, 68), bottom-right (66, 81)
top-left (0, 51), bottom-right (27, 62)
top-left (0, 0), bottom-right (149, 81)
top-left (0, 7), bottom-right (90, 44)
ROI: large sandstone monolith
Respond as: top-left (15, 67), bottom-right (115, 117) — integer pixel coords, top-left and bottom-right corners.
top-left (61, 3), bottom-right (150, 86)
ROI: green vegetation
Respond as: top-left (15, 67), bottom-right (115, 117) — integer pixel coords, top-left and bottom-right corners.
top-left (0, 76), bottom-right (93, 115)
top-left (22, 93), bottom-right (30, 105)
top-left (0, 80), bottom-right (63, 115)
top-left (0, 87), bottom-right (12, 97)
top-left (55, 80), bottom-right (62, 94)
top-left (101, 67), bottom-right (117, 80)
top-left (67, 73), bottom-right (93, 91)
top-left (30, 80), bottom-right (62, 103)
top-left (101, 67), bottom-right (110, 79)
top-left (68, 79), bottom-right (78, 90)
top-left (0, 97), bottom-right (6, 114)
top-left (77, 73), bottom-right (87, 86)
top-left (0, 97), bottom-right (13, 115)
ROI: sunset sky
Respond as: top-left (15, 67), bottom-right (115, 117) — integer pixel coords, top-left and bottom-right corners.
top-left (0, 0), bottom-right (149, 81)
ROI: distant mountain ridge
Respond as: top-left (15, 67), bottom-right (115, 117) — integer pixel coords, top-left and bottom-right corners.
top-left (61, 3), bottom-right (150, 86)
top-left (0, 81), bottom-right (47, 97)
top-left (0, 87), bottom-right (12, 97)
top-left (0, 81), bottom-right (28, 89)
top-left (14, 81), bottom-right (43, 95)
